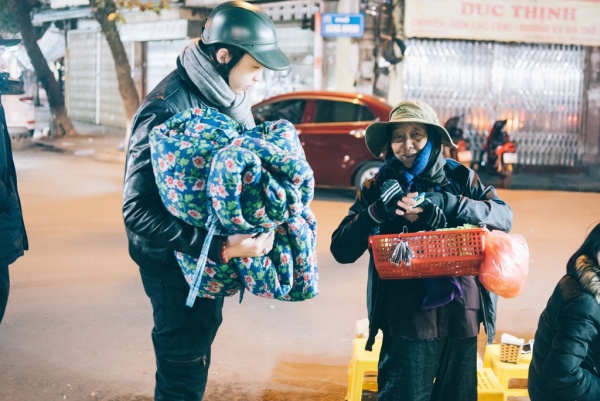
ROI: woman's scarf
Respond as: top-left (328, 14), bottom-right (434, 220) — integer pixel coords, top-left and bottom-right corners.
top-left (178, 39), bottom-right (255, 128)
top-left (376, 136), bottom-right (447, 192)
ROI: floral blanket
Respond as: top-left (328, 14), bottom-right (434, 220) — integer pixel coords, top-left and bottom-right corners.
top-left (149, 107), bottom-right (318, 306)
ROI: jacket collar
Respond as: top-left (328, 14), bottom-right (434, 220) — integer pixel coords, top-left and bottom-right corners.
top-left (572, 255), bottom-right (600, 303)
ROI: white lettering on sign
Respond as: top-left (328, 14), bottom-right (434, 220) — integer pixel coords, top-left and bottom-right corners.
top-left (334, 16), bottom-right (351, 24)
top-left (321, 13), bottom-right (364, 37)
top-left (405, 0), bottom-right (600, 46)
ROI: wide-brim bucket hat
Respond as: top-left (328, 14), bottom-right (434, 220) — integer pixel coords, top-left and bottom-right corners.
top-left (365, 100), bottom-right (457, 157)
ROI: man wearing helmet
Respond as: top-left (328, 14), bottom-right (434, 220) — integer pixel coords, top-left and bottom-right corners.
top-left (122, 2), bottom-right (290, 399)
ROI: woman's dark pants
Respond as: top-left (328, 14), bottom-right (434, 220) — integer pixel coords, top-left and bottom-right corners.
top-left (377, 336), bottom-right (478, 401)
top-left (141, 271), bottom-right (224, 401)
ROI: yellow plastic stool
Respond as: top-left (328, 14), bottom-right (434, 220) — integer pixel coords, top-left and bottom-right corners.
top-left (346, 338), bottom-right (382, 401)
top-left (346, 339), bottom-right (508, 401)
top-left (484, 344), bottom-right (530, 398)
top-left (477, 368), bottom-right (506, 401)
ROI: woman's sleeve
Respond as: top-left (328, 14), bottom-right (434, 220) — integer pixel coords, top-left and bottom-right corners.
top-left (542, 297), bottom-right (600, 400)
top-left (443, 168), bottom-right (513, 232)
top-left (330, 184), bottom-right (382, 264)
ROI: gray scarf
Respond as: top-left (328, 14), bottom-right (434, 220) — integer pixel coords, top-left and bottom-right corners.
top-left (178, 39), bottom-right (255, 128)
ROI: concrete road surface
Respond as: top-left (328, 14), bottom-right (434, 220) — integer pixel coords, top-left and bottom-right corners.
top-left (1, 147), bottom-right (600, 401)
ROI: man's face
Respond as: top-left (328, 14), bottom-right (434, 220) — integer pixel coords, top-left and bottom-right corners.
top-left (227, 53), bottom-right (264, 94)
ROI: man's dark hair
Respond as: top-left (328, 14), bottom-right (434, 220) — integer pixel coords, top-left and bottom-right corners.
top-left (199, 41), bottom-right (246, 84)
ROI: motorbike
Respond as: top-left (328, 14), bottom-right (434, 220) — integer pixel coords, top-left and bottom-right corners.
top-left (443, 116), bottom-right (473, 167)
top-left (477, 119), bottom-right (518, 188)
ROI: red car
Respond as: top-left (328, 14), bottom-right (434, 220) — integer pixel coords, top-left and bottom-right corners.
top-left (252, 91), bottom-right (392, 188)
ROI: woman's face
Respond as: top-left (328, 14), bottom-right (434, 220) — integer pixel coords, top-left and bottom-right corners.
top-left (226, 53), bottom-right (264, 94)
top-left (390, 122), bottom-right (429, 168)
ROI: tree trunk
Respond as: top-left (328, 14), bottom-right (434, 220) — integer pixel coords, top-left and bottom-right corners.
top-left (90, 0), bottom-right (140, 124)
top-left (13, 0), bottom-right (76, 137)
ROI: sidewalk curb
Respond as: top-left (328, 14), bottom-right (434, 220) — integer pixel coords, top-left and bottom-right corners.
top-left (32, 134), bottom-right (126, 165)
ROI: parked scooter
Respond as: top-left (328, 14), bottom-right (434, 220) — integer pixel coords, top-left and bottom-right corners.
top-left (443, 116), bottom-right (472, 167)
top-left (479, 119), bottom-right (518, 188)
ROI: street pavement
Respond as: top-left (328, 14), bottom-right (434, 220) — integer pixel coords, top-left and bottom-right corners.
top-left (2, 104), bottom-right (596, 401)
top-left (5, 118), bottom-right (600, 400)
top-left (4, 143), bottom-right (600, 401)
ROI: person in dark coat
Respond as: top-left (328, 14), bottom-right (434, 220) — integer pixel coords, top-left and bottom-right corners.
top-left (0, 34), bottom-right (28, 324)
top-left (330, 100), bottom-right (513, 401)
top-left (122, 2), bottom-right (289, 399)
top-left (484, 119), bottom-right (510, 170)
top-left (528, 222), bottom-right (600, 401)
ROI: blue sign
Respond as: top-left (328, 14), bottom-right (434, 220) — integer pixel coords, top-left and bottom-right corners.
top-left (321, 13), bottom-right (364, 38)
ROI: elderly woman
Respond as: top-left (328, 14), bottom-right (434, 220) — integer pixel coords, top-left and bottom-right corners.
top-left (330, 100), bottom-right (513, 401)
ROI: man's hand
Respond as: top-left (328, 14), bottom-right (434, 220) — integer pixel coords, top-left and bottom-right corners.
top-left (226, 231), bottom-right (275, 259)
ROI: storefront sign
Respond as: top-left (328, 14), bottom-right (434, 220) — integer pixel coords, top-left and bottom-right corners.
top-left (321, 13), bottom-right (364, 37)
top-left (405, 0), bottom-right (600, 46)
top-left (118, 19), bottom-right (190, 42)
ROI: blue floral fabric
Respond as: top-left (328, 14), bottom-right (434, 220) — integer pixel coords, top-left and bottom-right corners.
top-left (149, 107), bottom-right (318, 305)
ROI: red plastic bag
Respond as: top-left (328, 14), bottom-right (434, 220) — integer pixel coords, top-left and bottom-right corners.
top-left (479, 230), bottom-right (529, 298)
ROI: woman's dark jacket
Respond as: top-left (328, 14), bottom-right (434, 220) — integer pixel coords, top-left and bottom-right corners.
top-left (528, 255), bottom-right (600, 401)
top-left (0, 103), bottom-right (28, 266)
top-left (122, 60), bottom-right (223, 287)
top-left (330, 159), bottom-right (513, 350)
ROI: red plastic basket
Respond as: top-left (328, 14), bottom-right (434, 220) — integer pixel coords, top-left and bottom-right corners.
top-left (368, 227), bottom-right (488, 279)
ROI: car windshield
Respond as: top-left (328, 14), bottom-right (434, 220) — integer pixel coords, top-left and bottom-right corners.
top-left (314, 100), bottom-right (375, 123)
top-left (253, 99), bottom-right (306, 125)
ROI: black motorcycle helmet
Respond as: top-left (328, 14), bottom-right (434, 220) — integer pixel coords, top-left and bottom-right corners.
top-left (201, 1), bottom-right (290, 72)
top-left (491, 119), bottom-right (508, 134)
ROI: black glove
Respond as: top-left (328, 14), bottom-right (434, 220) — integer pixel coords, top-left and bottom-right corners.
top-left (367, 179), bottom-right (406, 223)
top-left (423, 192), bottom-right (445, 210)
top-left (415, 199), bottom-right (447, 230)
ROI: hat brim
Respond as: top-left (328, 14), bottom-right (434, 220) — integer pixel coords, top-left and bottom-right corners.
top-left (365, 119), bottom-right (457, 157)
top-left (250, 47), bottom-right (291, 71)
top-left (0, 38), bottom-right (21, 47)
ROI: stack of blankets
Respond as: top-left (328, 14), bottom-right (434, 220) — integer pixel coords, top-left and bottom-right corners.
top-left (149, 107), bottom-right (318, 306)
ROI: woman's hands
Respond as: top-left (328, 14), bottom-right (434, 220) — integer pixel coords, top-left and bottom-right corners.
top-left (225, 231), bottom-right (275, 259)
top-left (368, 180), bottom-right (422, 223)
top-left (366, 180), bottom-right (449, 231)
top-left (405, 192), bottom-right (447, 229)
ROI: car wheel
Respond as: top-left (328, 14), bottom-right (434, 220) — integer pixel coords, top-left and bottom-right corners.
top-left (353, 160), bottom-right (383, 189)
